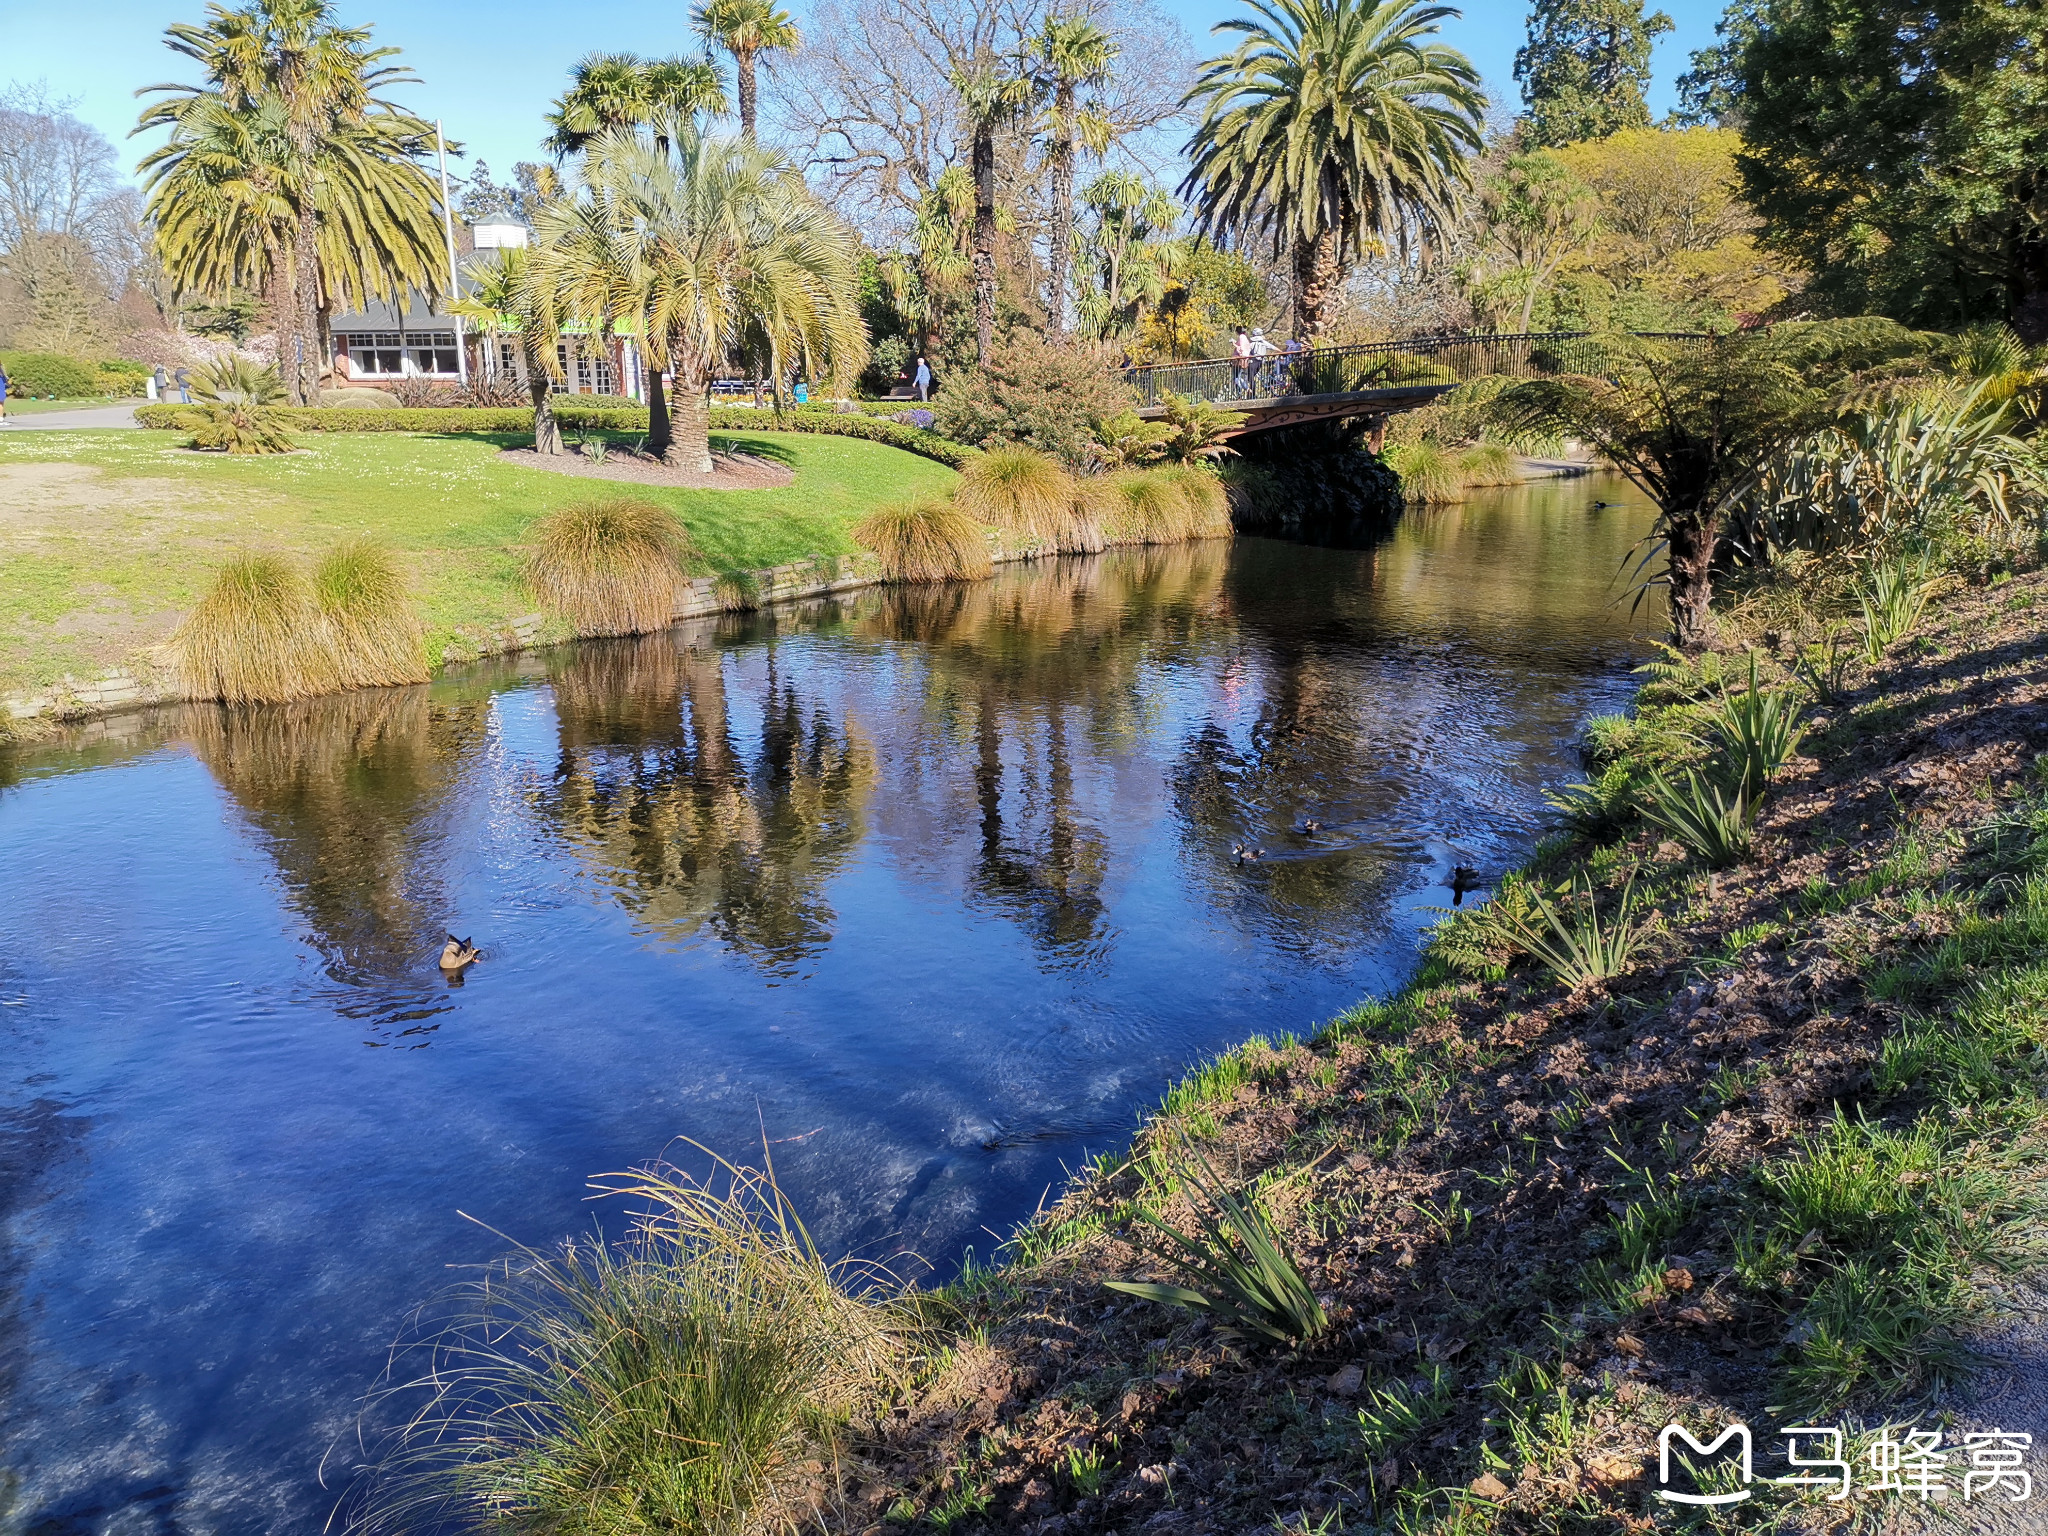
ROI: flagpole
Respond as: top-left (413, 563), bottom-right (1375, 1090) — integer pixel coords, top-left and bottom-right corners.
top-left (435, 120), bottom-right (469, 387)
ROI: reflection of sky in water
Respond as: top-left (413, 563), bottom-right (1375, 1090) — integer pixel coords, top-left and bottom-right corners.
top-left (0, 480), bottom-right (1655, 1534)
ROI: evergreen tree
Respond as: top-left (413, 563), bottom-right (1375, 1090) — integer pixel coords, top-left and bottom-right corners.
top-left (1513, 0), bottom-right (1673, 147)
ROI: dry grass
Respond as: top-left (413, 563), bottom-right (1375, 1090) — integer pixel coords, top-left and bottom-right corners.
top-left (1095, 468), bottom-right (1232, 545)
top-left (524, 498), bottom-right (695, 637)
top-left (313, 540), bottom-right (427, 689)
top-left (1155, 465), bottom-right (1234, 538)
top-left (852, 497), bottom-right (994, 583)
top-left (356, 1149), bottom-right (916, 1536)
top-left (953, 448), bottom-right (1075, 545)
top-left (169, 552), bottom-right (338, 704)
top-left (1389, 439), bottom-right (1464, 503)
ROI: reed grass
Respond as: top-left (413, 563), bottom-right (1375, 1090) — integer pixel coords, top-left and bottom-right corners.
top-left (1456, 440), bottom-right (1519, 487)
top-left (170, 552), bottom-right (339, 704)
top-left (1389, 440), bottom-right (1464, 503)
top-left (1099, 470), bottom-right (1201, 545)
top-left (356, 1149), bottom-right (913, 1536)
top-left (953, 448), bottom-right (1076, 545)
top-left (853, 496), bottom-right (995, 583)
top-left (524, 498), bottom-right (695, 637)
top-left (313, 540), bottom-right (427, 689)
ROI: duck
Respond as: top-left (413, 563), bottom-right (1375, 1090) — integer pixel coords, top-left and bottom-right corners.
top-left (1591, 500), bottom-right (1618, 510)
top-left (1232, 843), bottom-right (1265, 864)
top-left (438, 933), bottom-right (481, 971)
top-left (1448, 866), bottom-right (1486, 906)
top-left (1297, 818), bottom-right (1323, 835)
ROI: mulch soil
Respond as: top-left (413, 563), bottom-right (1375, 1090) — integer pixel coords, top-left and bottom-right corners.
top-left (499, 443), bottom-right (794, 489)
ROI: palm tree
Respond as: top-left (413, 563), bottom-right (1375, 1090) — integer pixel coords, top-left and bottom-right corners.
top-left (545, 52), bottom-right (728, 157)
top-left (1034, 14), bottom-right (1117, 339)
top-left (952, 50), bottom-right (1035, 366)
top-left (450, 244), bottom-right (566, 453)
top-left (1075, 170), bottom-right (1177, 338)
top-left (137, 0), bottom-right (445, 405)
top-left (1182, 0), bottom-right (1485, 340)
top-left (692, 0), bottom-right (801, 142)
top-left (540, 128), bottom-right (865, 473)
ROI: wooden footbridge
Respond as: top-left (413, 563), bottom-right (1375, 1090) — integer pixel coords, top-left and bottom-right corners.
top-left (1125, 331), bottom-right (1708, 442)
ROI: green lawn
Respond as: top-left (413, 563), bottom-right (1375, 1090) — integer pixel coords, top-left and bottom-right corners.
top-left (3, 395), bottom-right (139, 414)
top-left (0, 428), bottom-right (955, 690)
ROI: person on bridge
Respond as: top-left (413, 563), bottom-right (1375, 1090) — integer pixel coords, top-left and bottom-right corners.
top-left (1249, 328), bottom-right (1272, 393)
top-left (1232, 327), bottom-right (1252, 396)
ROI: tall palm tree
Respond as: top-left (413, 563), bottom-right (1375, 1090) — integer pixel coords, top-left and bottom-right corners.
top-left (1182, 0), bottom-right (1485, 340)
top-left (137, 0), bottom-right (445, 405)
top-left (540, 128), bottom-right (865, 473)
top-left (450, 245), bottom-right (566, 453)
top-left (952, 50), bottom-right (1035, 366)
top-left (138, 0), bottom-right (442, 405)
top-left (692, 0), bottom-right (801, 142)
top-left (545, 52), bottom-right (728, 157)
top-left (1034, 14), bottom-right (1117, 339)
top-left (1075, 170), bottom-right (1177, 338)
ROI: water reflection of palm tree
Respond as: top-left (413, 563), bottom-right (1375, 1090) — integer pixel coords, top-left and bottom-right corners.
top-left (184, 688), bottom-right (488, 989)
top-left (539, 634), bottom-right (873, 975)
top-left (862, 545), bottom-right (1231, 963)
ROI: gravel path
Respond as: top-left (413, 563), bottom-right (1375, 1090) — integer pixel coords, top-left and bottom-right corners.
top-left (1941, 1284), bottom-right (2048, 1533)
top-left (2, 405), bottom-right (141, 430)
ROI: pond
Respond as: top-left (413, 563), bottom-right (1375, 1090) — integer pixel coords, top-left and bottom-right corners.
top-left (0, 475), bottom-right (1655, 1535)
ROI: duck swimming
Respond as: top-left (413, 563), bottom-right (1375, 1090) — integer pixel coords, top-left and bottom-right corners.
top-left (1298, 818), bottom-right (1322, 834)
top-left (438, 933), bottom-right (481, 971)
top-left (1232, 844), bottom-right (1265, 864)
top-left (1448, 866), bottom-right (1486, 906)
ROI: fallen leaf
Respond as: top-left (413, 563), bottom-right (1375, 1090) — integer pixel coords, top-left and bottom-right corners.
top-left (1469, 1472), bottom-right (1511, 1500)
top-left (1613, 1332), bottom-right (1646, 1358)
top-left (1395, 1245), bottom-right (1415, 1269)
top-left (1588, 1455), bottom-right (1637, 1486)
top-left (1119, 1391), bottom-right (1143, 1422)
top-left (1326, 1364), bottom-right (1363, 1397)
top-left (1661, 1267), bottom-right (1695, 1292)
top-left (1677, 1306), bottom-right (1711, 1326)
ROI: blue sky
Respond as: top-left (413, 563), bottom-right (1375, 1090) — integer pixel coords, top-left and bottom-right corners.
top-left (3, 0), bottom-right (1726, 192)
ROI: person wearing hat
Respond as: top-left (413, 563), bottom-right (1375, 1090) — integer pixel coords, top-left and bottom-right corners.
top-left (1249, 327), bottom-right (1272, 393)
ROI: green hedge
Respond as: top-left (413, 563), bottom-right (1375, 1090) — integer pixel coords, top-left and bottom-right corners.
top-left (134, 400), bottom-right (976, 467)
top-left (1, 351), bottom-right (100, 399)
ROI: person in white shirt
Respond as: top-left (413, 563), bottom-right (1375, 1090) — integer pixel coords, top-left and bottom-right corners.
top-left (1232, 327), bottom-right (1252, 396)
top-left (1249, 328), bottom-right (1272, 393)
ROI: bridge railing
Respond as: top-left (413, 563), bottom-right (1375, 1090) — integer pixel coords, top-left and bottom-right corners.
top-left (1123, 331), bottom-right (1712, 408)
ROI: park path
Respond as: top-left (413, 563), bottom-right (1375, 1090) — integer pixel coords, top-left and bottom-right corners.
top-left (4, 405), bottom-right (141, 430)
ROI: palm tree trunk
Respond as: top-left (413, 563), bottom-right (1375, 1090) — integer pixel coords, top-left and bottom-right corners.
top-left (646, 364), bottom-right (673, 460)
top-left (672, 345), bottom-right (714, 474)
top-left (526, 340), bottom-right (561, 454)
top-left (295, 203), bottom-right (321, 407)
top-left (1291, 229), bottom-right (1342, 341)
top-left (738, 51), bottom-right (759, 141)
top-left (1046, 94), bottom-right (1076, 339)
top-left (972, 123), bottom-right (998, 367)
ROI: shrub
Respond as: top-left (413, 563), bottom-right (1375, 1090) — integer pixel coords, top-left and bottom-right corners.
top-left (313, 541), bottom-right (427, 688)
top-left (171, 552), bottom-right (338, 704)
top-left (319, 387), bottom-right (400, 408)
top-left (1492, 875), bottom-right (1649, 990)
top-left (930, 332), bottom-right (1136, 465)
top-left (524, 498), bottom-right (695, 637)
top-left (954, 447), bottom-right (1076, 545)
top-left (1155, 393), bottom-right (1247, 464)
top-left (1155, 465), bottom-right (1233, 537)
top-left (1457, 440), bottom-right (1519, 487)
top-left (1098, 470), bottom-right (1194, 546)
top-left (852, 497), bottom-right (994, 583)
top-left (184, 404), bottom-right (297, 455)
top-left (0, 349), bottom-right (98, 398)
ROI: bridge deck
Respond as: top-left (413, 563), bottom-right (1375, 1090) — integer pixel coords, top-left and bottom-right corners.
top-left (1134, 384), bottom-right (1452, 436)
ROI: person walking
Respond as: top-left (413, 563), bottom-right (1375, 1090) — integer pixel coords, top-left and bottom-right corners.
top-left (173, 366), bottom-right (192, 404)
top-left (0, 356), bottom-right (10, 426)
top-left (914, 355), bottom-right (932, 402)
top-left (1249, 328), bottom-right (1272, 394)
top-left (1283, 335), bottom-right (1307, 391)
top-left (1231, 326), bottom-right (1252, 397)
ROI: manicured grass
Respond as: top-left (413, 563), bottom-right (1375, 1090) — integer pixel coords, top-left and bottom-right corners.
top-left (0, 428), bottom-right (956, 689)
top-left (3, 395), bottom-right (138, 415)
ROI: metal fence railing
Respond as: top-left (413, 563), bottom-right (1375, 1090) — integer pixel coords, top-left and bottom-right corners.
top-left (1123, 331), bottom-right (1713, 408)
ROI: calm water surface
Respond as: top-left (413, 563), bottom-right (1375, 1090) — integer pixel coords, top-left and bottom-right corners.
top-left (0, 477), bottom-right (1654, 1534)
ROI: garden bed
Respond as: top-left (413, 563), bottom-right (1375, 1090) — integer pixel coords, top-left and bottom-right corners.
top-left (498, 443), bottom-right (795, 490)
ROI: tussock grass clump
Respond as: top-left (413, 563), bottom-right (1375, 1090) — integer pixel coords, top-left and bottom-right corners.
top-left (1388, 439), bottom-right (1463, 503)
top-left (184, 404), bottom-right (297, 455)
top-left (1155, 465), bottom-right (1233, 538)
top-left (954, 447), bottom-right (1075, 545)
top-left (853, 497), bottom-right (994, 583)
top-left (313, 540), bottom-right (427, 689)
top-left (172, 552), bottom-right (337, 704)
top-left (1456, 440), bottom-right (1518, 487)
top-left (358, 1151), bottom-right (913, 1536)
top-left (525, 498), bottom-right (695, 637)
